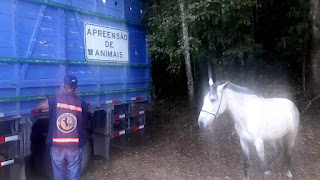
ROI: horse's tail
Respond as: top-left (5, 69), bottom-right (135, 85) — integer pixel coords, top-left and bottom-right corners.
top-left (291, 103), bottom-right (300, 139)
top-left (282, 102), bottom-right (300, 176)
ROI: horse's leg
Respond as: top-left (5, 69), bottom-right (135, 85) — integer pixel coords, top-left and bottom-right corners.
top-left (254, 139), bottom-right (265, 180)
top-left (284, 133), bottom-right (296, 180)
top-left (266, 140), bottom-right (281, 174)
top-left (240, 139), bottom-right (250, 180)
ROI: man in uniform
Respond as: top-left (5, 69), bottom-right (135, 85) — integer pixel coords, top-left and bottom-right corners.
top-left (37, 75), bottom-right (88, 180)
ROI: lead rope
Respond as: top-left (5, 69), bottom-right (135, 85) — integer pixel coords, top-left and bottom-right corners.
top-left (212, 88), bottom-right (224, 122)
top-left (201, 87), bottom-right (225, 118)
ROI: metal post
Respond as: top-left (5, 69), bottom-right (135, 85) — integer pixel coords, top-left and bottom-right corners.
top-left (93, 106), bottom-right (112, 159)
top-left (93, 134), bottom-right (110, 160)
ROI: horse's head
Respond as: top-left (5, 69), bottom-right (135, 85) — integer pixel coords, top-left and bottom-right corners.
top-left (198, 81), bottom-right (229, 129)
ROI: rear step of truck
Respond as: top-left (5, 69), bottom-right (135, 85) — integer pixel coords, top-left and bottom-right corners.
top-left (0, 133), bottom-right (24, 168)
top-left (0, 121), bottom-right (26, 180)
top-left (0, 159), bottom-right (15, 167)
top-left (112, 110), bottom-right (145, 137)
top-left (92, 98), bottom-right (147, 159)
top-left (0, 134), bottom-right (19, 143)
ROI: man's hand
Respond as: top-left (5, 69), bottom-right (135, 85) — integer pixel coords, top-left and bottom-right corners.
top-left (36, 99), bottom-right (49, 111)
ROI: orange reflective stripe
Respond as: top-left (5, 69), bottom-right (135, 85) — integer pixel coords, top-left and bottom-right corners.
top-left (57, 103), bottom-right (82, 112)
top-left (52, 138), bottom-right (79, 143)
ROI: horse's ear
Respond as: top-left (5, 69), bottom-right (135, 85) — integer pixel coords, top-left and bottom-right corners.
top-left (209, 78), bottom-right (215, 96)
top-left (208, 78), bottom-right (214, 86)
top-left (222, 81), bottom-right (229, 89)
top-left (217, 81), bottom-right (229, 92)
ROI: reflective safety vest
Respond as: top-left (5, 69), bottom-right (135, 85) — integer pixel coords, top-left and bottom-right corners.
top-left (46, 92), bottom-right (87, 148)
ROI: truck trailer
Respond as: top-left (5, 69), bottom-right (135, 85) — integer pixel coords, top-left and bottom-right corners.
top-left (0, 0), bottom-right (151, 179)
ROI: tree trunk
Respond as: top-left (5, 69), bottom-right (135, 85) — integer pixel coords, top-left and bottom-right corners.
top-left (179, 0), bottom-right (195, 102)
top-left (311, 0), bottom-right (320, 93)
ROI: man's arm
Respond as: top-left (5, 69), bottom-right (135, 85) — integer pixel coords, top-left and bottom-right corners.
top-left (36, 99), bottom-right (49, 111)
top-left (81, 100), bottom-right (89, 123)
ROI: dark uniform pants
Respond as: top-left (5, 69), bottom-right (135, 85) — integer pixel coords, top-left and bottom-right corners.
top-left (50, 146), bottom-right (83, 180)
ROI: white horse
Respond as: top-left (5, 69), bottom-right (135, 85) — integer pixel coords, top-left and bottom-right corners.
top-left (198, 81), bottom-right (299, 180)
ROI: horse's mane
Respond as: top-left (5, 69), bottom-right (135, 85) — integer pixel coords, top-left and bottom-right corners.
top-left (210, 81), bottom-right (259, 96)
top-left (208, 81), bottom-right (263, 97)
top-left (227, 82), bottom-right (256, 96)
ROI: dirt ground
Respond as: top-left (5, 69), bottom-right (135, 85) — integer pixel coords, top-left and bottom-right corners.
top-left (80, 97), bottom-right (320, 180)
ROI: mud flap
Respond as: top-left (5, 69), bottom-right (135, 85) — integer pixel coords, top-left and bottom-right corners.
top-left (93, 134), bottom-right (110, 160)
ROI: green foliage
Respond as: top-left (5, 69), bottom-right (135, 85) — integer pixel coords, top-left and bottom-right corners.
top-left (147, 0), bottom-right (182, 73)
top-left (255, 0), bottom-right (311, 83)
top-left (148, 0), bottom-right (261, 73)
top-left (147, 0), bottom-right (311, 97)
top-left (275, 0), bottom-right (310, 58)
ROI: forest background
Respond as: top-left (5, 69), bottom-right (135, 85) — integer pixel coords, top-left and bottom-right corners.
top-left (147, 0), bottom-right (320, 103)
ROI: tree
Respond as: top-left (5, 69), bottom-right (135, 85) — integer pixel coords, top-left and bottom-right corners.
top-left (147, 0), bottom-right (194, 99)
top-left (147, 0), bottom-right (311, 98)
top-left (255, 0), bottom-right (310, 92)
top-left (311, 0), bottom-right (320, 93)
top-left (179, 0), bottom-right (195, 102)
top-left (188, 0), bottom-right (260, 81)
top-left (148, 0), bottom-right (260, 98)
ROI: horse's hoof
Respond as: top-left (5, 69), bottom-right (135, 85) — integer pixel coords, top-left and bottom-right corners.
top-left (265, 170), bottom-right (271, 175)
top-left (286, 170), bottom-right (293, 180)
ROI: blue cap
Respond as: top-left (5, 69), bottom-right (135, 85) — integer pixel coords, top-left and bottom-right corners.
top-left (64, 75), bottom-right (78, 87)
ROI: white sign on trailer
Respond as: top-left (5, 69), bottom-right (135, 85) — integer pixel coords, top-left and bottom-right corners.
top-left (84, 23), bottom-right (129, 62)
